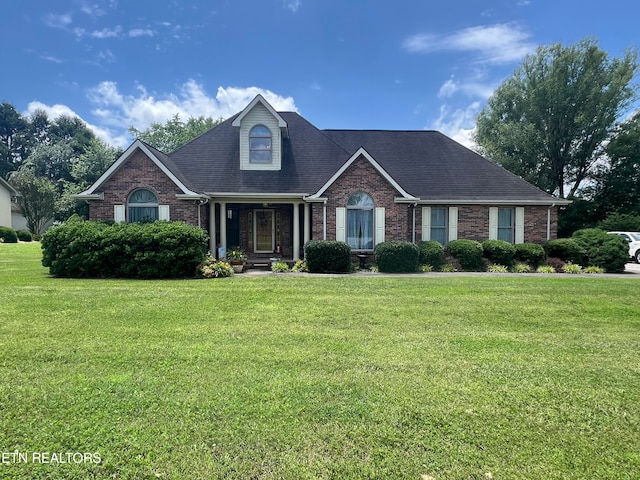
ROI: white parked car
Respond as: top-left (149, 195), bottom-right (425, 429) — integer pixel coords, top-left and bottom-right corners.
top-left (607, 231), bottom-right (640, 263)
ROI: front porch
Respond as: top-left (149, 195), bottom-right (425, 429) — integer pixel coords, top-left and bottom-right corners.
top-left (207, 198), bottom-right (316, 261)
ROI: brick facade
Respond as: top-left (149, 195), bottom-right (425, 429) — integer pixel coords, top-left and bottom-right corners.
top-left (87, 150), bottom-right (203, 227)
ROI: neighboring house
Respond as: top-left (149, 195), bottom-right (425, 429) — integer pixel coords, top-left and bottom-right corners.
top-left (0, 177), bottom-right (18, 229)
top-left (77, 95), bottom-right (569, 261)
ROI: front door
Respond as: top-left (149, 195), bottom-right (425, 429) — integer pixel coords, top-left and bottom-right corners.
top-left (254, 209), bottom-right (274, 253)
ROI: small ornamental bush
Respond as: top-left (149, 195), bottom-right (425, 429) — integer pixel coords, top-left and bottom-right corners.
top-left (421, 264), bottom-right (434, 272)
top-left (291, 260), bottom-right (308, 272)
top-left (544, 238), bottom-right (586, 265)
top-left (514, 243), bottom-right (545, 268)
top-left (374, 241), bottom-right (420, 273)
top-left (511, 263), bottom-right (532, 273)
top-left (41, 220), bottom-right (209, 278)
top-left (304, 240), bottom-right (351, 273)
top-left (545, 257), bottom-right (566, 272)
top-left (487, 264), bottom-right (509, 273)
top-left (584, 266), bottom-right (606, 274)
top-left (199, 255), bottom-right (234, 278)
top-left (562, 263), bottom-right (583, 274)
top-left (572, 228), bottom-right (628, 273)
top-left (482, 240), bottom-right (516, 267)
top-left (440, 264), bottom-right (457, 272)
top-left (536, 265), bottom-right (556, 274)
top-left (16, 230), bottom-right (33, 242)
top-left (271, 261), bottom-right (290, 273)
top-left (447, 239), bottom-right (484, 271)
top-left (417, 240), bottom-right (445, 269)
top-left (0, 226), bottom-right (18, 243)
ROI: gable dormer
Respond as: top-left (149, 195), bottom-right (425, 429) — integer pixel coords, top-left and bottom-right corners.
top-left (232, 94), bottom-right (288, 171)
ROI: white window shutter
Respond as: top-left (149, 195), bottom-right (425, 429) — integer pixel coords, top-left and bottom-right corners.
top-left (421, 207), bottom-right (431, 241)
top-left (489, 207), bottom-right (498, 240)
top-left (159, 205), bottom-right (170, 221)
top-left (375, 207), bottom-right (385, 245)
top-left (114, 205), bottom-right (125, 223)
top-left (448, 207), bottom-right (458, 241)
top-left (335, 207), bottom-right (346, 242)
top-left (515, 207), bottom-right (525, 244)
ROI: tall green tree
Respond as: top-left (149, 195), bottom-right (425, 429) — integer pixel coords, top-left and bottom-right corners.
top-left (129, 114), bottom-right (222, 152)
top-left (0, 102), bottom-right (30, 178)
top-left (592, 112), bottom-right (640, 216)
top-left (9, 169), bottom-right (57, 235)
top-left (475, 38), bottom-right (637, 198)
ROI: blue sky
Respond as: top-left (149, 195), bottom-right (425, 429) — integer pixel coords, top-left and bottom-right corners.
top-left (2, 0), bottom-right (638, 149)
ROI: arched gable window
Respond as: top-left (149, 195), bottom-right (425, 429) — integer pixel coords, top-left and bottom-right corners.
top-left (249, 125), bottom-right (272, 163)
top-left (128, 189), bottom-right (158, 222)
top-left (347, 192), bottom-right (374, 250)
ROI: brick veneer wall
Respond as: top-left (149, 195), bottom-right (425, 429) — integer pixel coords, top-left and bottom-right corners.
top-left (87, 149), bottom-right (201, 226)
top-left (415, 204), bottom-right (558, 243)
top-left (319, 155), bottom-right (411, 243)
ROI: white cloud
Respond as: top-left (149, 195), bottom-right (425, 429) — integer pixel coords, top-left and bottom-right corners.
top-left (80, 2), bottom-right (107, 17)
top-left (129, 28), bottom-right (154, 38)
top-left (430, 102), bottom-right (481, 149)
top-left (84, 80), bottom-right (297, 146)
top-left (43, 13), bottom-right (73, 29)
top-left (403, 23), bottom-right (536, 64)
top-left (283, 0), bottom-right (301, 12)
top-left (437, 77), bottom-right (496, 100)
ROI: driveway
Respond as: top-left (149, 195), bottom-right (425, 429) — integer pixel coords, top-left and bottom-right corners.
top-left (625, 263), bottom-right (640, 274)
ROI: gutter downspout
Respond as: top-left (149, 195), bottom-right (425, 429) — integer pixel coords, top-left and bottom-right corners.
top-left (547, 203), bottom-right (556, 241)
top-left (412, 203), bottom-right (417, 243)
top-left (197, 198), bottom-right (209, 229)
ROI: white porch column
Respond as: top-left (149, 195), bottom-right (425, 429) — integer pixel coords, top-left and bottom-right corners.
top-left (219, 201), bottom-right (227, 252)
top-left (293, 202), bottom-right (300, 261)
top-left (209, 201), bottom-right (217, 256)
top-left (303, 203), bottom-right (311, 246)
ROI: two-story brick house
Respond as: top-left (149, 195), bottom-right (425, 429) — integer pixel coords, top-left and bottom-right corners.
top-left (77, 94), bottom-right (569, 262)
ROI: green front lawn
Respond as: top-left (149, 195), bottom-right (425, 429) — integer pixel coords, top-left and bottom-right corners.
top-left (1, 243), bottom-right (639, 479)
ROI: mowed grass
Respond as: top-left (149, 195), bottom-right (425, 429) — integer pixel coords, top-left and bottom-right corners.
top-left (1, 243), bottom-right (639, 479)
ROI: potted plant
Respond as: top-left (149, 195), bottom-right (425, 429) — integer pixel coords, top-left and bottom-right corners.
top-left (227, 248), bottom-right (247, 273)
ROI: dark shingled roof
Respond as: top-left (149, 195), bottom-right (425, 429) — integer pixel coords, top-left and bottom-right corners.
top-left (162, 110), bottom-right (560, 203)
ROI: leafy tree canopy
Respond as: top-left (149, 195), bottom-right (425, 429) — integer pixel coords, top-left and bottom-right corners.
top-left (129, 114), bottom-right (222, 152)
top-left (475, 38), bottom-right (637, 198)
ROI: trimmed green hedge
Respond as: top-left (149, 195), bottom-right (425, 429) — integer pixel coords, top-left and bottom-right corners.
top-left (374, 241), bottom-right (420, 273)
top-left (41, 220), bottom-right (209, 278)
top-left (0, 226), bottom-right (18, 243)
top-left (16, 230), bottom-right (33, 242)
top-left (304, 240), bottom-right (351, 273)
top-left (544, 238), bottom-right (586, 265)
top-left (482, 239), bottom-right (516, 267)
top-left (514, 243), bottom-right (545, 268)
top-left (417, 240), bottom-right (445, 268)
top-left (572, 228), bottom-right (628, 273)
top-left (447, 239), bottom-right (484, 271)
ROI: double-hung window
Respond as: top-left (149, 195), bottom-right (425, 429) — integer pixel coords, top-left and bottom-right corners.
top-left (430, 207), bottom-right (448, 245)
top-left (249, 125), bottom-right (272, 163)
top-left (497, 207), bottom-right (515, 243)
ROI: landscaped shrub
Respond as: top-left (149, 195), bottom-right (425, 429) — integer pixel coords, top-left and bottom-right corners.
top-left (417, 240), bottom-right (445, 268)
top-left (511, 263), bottom-right (532, 273)
top-left (304, 240), bottom-right (351, 273)
top-left (41, 220), bottom-right (209, 278)
top-left (16, 230), bottom-right (33, 242)
top-left (482, 239), bottom-right (516, 267)
top-left (291, 260), bottom-right (308, 272)
top-left (544, 238), bottom-right (586, 264)
top-left (598, 213), bottom-right (640, 232)
top-left (562, 263), bottom-right (583, 274)
top-left (447, 239), bottom-right (484, 271)
top-left (487, 264), bottom-right (509, 273)
top-left (536, 265), bottom-right (556, 274)
top-left (545, 257), bottom-right (565, 272)
top-left (271, 261), bottom-right (290, 273)
top-left (0, 226), bottom-right (18, 243)
top-left (514, 243), bottom-right (545, 268)
top-left (571, 228), bottom-right (628, 273)
top-left (199, 254), bottom-right (234, 278)
top-left (374, 241), bottom-right (420, 273)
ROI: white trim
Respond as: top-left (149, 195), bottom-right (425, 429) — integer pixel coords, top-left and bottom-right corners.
top-left (77, 140), bottom-right (200, 198)
top-left (114, 205), bottom-right (125, 223)
top-left (375, 207), bottom-right (385, 245)
top-left (515, 207), bottom-right (525, 244)
top-left (158, 205), bottom-right (170, 221)
top-left (421, 207), bottom-right (431, 241)
top-left (231, 94), bottom-right (288, 129)
top-left (309, 147), bottom-right (418, 201)
top-left (395, 198), bottom-right (570, 206)
top-left (335, 207), bottom-right (346, 242)
top-left (489, 207), bottom-right (498, 240)
top-left (448, 207), bottom-right (458, 241)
